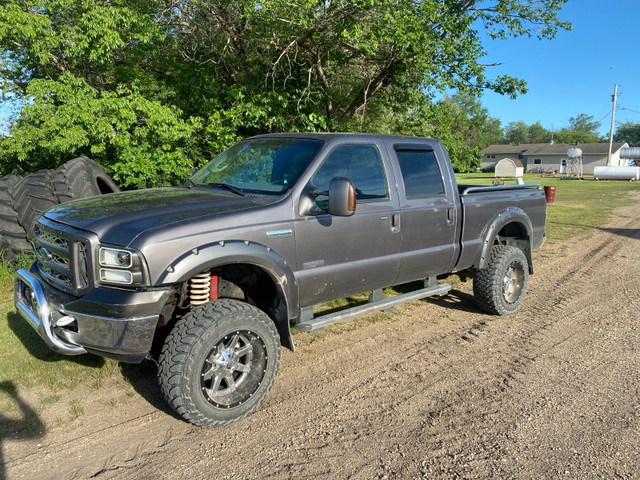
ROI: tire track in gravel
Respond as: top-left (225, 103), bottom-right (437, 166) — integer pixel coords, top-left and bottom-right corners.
top-left (393, 202), bottom-right (640, 478)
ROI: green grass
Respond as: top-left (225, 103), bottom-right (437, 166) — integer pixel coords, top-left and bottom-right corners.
top-left (456, 173), bottom-right (639, 244)
top-left (0, 174), bottom-right (638, 400)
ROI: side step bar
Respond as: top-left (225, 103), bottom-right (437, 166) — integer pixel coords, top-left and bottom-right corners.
top-left (296, 281), bottom-right (452, 334)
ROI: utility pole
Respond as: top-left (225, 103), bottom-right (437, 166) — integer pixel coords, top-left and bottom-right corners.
top-left (607, 84), bottom-right (618, 166)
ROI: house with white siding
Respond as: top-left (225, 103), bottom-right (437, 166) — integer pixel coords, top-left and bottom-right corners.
top-left (480, 142), bottom-right (629, 175)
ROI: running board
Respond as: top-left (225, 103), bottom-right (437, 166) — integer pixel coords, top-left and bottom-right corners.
top-left (296, 282), bottom-right (452, 334)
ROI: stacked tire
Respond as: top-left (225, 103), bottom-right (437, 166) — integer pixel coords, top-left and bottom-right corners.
top-left (0, 157), bottom-right (120, 262)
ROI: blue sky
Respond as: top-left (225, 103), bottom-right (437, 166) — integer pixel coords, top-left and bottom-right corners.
top-left (479, 0), bottom-right (640, 137)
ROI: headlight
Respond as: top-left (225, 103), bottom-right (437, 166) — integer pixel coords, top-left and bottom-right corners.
top-left (99, 247), bottom-right (132, 268)
top-left (97, 246), bottom-right (149, 286)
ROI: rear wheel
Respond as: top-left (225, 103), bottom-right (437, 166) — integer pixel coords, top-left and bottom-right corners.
top-left (158, 299), bottom-right (281, 428)
top-left (473, 245), bottom-right (529, 315)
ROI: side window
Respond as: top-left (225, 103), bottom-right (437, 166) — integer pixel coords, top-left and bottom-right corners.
top-left (396, 149), bottom-right (444, 198)
top-left (312, 144), bottom-right (388, 202)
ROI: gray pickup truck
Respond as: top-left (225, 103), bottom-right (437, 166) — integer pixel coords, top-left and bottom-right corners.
top-left (15, 133), bottom-right (546, 427)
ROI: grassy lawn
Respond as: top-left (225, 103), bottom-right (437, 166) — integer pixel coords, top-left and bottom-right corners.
top-left (0, 173), bottom-right (638, 423)
top-left (457, 173), bottom-right (638, 243)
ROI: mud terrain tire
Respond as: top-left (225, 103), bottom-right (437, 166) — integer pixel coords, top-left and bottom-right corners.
top-left (473, 245), bottom-right (529, 315)
top-left (52, 156), bottom-right (120, 203)
top-left (158, 299), bottom-right (281, 428)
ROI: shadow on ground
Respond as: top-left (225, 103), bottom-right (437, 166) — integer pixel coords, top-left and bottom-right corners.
top-left (597, 226), bottom-right (640, 240)
top-left (0, 381), bottom-right (45, 479)
top-left (7, 311), bottom-right (106, 367)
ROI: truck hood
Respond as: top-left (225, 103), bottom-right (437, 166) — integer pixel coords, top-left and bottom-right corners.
top-left (43, 187), bottom-right (262, 245)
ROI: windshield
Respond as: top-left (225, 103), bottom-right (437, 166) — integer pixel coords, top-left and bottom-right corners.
top-left (191, 138), bottom-right (324, 194)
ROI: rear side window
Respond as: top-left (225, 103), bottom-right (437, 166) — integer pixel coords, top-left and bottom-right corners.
top-left (396, 149), bottom-right (444, 198)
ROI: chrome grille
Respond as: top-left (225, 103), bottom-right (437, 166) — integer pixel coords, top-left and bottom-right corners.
top-left (34, 220), bottom-right (91, 296)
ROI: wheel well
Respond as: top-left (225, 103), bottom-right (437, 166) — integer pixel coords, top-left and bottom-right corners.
top-left (155, 263), bottom-right (292, 351)
top-left (493, 221), bottom-right (533, 273)
top-left (210, 264), bottom-right (278, 312)
top-left (495, 222), bottom-right (529, 249)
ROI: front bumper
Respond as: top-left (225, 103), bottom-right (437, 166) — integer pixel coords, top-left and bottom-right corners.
top-left (15, 267), bottom-right (171, 363)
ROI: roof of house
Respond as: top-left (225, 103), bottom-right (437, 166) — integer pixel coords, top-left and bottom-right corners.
top-left (481, 142), bottom-right (628, 156)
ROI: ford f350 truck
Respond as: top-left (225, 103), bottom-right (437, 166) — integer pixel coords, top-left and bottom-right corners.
top-left (15, 133), bottom-right (546, 427)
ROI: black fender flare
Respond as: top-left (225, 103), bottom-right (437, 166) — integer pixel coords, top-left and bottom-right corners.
top-left (477, 207), bottom-right (535, 274)
top-left (156, 240), bottom-right (298, 350)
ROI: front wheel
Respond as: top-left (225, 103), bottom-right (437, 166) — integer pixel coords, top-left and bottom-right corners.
top-left (158, 299), bottom-right (281, 428)
top-left (473, 245), bottom-right (529, 315)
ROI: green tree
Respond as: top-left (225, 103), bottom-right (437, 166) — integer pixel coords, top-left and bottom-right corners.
top-left (0, 0), bottom-right (571, 188)
top-left (614, 121), bottom-right (640, 146)
top-left (554, 113), bottom-right (603, 144)
top-left (502, 120), bottom-right (551, 144)
top-left (503, 121), bottom-right (529, 144)
top-left (526, 121), bottom-right (552, 143)
top-left (371, 91), bottom-right (502, 172)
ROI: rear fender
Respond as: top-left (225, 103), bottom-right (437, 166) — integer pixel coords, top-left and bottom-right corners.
top-left (478, 207), bottom-right (535, 274)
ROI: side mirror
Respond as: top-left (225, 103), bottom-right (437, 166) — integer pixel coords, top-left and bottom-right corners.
top-left (328, 177), bottom-right (356, 216)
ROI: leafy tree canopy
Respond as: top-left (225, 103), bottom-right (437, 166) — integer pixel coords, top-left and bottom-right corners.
top-left (614, 121), bottom-right (640, 147)
top-left (502, 120), bottom-right (551, 144)
top-left (0, 0), bottom-right (570, 188)
top-left (553, 113), bottom-right (603, 144)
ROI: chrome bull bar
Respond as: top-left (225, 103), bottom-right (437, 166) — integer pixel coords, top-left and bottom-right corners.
top-left (14, 268), bottom-right (86, 355)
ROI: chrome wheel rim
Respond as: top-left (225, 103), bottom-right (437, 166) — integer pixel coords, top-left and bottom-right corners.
top-left (200, 330), bottom-right (268, 408)
top-left (503, 262), bottom-right (525, 304)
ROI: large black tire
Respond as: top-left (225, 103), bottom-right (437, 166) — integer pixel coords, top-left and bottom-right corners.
top-left (52, 156), bottom-right (120, 203)
top-left (473, 245), bottom-right (529, 316)
top-left (158, 299), bottom-right (281, 428)
top-left (0, 175), bottom-right (31, 260)
top-left (11, 169), bottom-right (59, 241)
top-left (0, 175), bottom-right (25, 239)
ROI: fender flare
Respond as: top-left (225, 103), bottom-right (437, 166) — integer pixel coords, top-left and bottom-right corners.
top-left (477, 207), bottom-right (535, 274)
top-left (156, 240), bottom-right (298, 350)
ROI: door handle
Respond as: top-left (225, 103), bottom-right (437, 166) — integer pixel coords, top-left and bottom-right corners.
top-left (446, 208), bottom-right (454, 226)
top-left (391, 213), bottom-right (400, 233)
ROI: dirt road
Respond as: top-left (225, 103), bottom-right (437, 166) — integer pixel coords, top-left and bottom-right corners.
top-left (3, 197), bottom-right (639, 479)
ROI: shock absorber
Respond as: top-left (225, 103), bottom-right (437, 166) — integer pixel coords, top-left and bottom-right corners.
top-left (189, 272), bottom-right (211, 305)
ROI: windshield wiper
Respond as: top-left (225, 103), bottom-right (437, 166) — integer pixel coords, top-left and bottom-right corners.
top-left (206, 182), bottom-right (246, 197)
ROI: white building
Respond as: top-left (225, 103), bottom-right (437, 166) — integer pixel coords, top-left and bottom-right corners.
top-left (495, 158), bottom-right (524, 178)
top-left (480, 142), bottom-right (629, 175)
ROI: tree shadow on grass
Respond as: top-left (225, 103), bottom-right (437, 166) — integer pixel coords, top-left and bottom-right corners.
top-left (7, 309), bottom-right (182, 423)
top-left (7, 311), bottom-right (105, 367)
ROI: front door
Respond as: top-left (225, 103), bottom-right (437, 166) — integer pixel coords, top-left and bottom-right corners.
top-left (294, 143), bottom-right (401, 307)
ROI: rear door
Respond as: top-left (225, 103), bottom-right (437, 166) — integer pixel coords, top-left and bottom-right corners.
top-left (294, 141), bottom-right (401, 307)
top-left (387, 142), bottom-right (460, 284)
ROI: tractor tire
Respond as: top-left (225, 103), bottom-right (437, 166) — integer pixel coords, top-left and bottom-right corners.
top-left (0, 175), bottom-right (31, 260)
top-left (52, 156), bottom-right (120, 203)
top-left (11, 169), bottom-right (59, 241)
